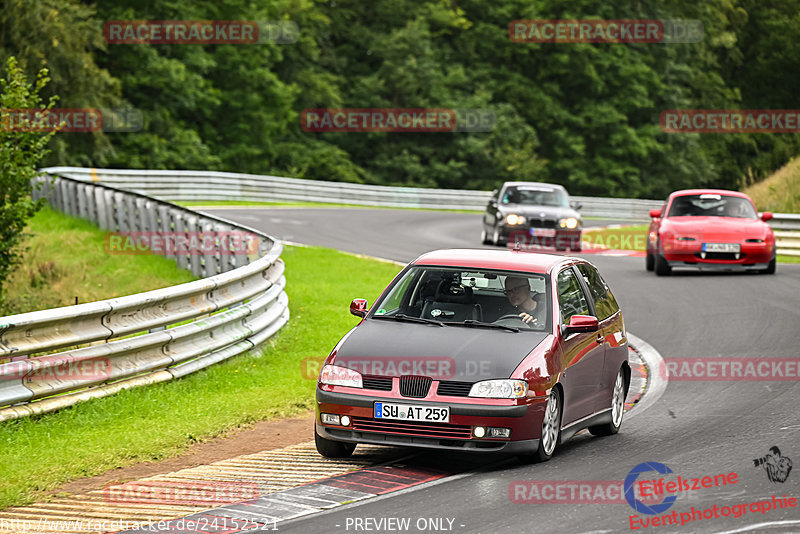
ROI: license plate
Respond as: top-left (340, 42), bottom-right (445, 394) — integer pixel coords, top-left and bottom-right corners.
top-left (374, 402), bottom-right (450, 423)
top-left (530, 228), bottom-right (556, 237)
top-left (702, 243), bottom-right (740, 253)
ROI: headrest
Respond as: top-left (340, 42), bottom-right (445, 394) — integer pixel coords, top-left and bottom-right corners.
top-left (435, 280), bottom-right (474, 303)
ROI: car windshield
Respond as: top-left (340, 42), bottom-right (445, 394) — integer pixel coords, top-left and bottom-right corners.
top-left (370, 267), bottom-right (550, 331)
top-left (501, 187), bottom-right (569, 207)
top-left (667, 194), bottom-right (758, 218)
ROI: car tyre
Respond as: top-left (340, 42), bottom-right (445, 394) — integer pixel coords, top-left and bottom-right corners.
top-left (315, 429), bottom-right (356, 458)
top-left (645, 252), bottom-right (654, 271)
top-left (523, 388), bottom-right (562, 463)
top-left (589, 368), bottom-right (626, 437)
top-left (481, 228), bottom-right (491, 245)
top-left (761, 256), bottom-right (776, 274)
top-left (492, 228), bottom-right (505, 247)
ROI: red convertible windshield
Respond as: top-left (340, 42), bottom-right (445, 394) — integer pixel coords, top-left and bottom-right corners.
top-left (667, 194), bottom-right (758, 219)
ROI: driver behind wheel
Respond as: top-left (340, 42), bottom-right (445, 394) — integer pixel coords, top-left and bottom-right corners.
top-left (503, 276), bottom-right (543, 325)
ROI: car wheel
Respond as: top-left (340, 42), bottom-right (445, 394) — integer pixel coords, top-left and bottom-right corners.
top-left (655, 254), bottom-right (671, 276)
top-left (315, 429), bottom-right (356, 458)
top-left (492, 228), bottom-right (504, 247)
top-left (761, 256), bottom-right (776, 274)
top-left (530, 388), bottom-right (562, 462)
top-left (589, 368), bottom-right (626, 436)
top-left (481, 229), bottom-right (491, 245)
top-left (645, 252), bottom-right (654, 271)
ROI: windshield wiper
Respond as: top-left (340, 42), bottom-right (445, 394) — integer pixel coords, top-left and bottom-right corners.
top-left (373, 313), bottom-right (445, 326)
top-left (442, 320), bottom-right (520, 333)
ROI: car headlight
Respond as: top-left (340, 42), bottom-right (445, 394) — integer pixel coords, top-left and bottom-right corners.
top-left (506, 214), bottom-right (526, 225)
top-left (468, 379), bottom-right (528, 399)
top-left (319, 364), bottom-right (363, 387)
top-left (559, 217), bottom-right (579, 229)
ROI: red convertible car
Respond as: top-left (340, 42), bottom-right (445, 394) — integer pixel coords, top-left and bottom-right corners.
top-left (646, 189), bottom-right (776, 275)
top-left (315, 249), bottom-right (629, 462)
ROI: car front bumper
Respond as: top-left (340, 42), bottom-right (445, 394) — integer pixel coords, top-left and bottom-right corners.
top-left (661, 241), bottom-right (774, 268)
top-left (316, 388), bottom-right (545, 454)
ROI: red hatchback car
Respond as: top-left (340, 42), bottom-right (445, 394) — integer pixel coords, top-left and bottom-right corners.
top-left (646, 189), bottom-right (776, 275)
top-left (315, 249), bottom-right (630, 462)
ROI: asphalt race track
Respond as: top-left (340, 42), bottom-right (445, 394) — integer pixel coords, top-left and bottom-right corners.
top-left (207, 206), bottom-right (800, 534)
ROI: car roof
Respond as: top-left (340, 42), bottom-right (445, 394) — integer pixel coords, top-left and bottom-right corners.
top-left (501, 181), bottom-right (567, 192)
top-left (410, 248), bottom-right (581, 274)
top-left (668, 189), bottom-right (752, 200)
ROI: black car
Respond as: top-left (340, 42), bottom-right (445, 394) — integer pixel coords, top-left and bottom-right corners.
top-left (482, 182), bottom-right (582, 251)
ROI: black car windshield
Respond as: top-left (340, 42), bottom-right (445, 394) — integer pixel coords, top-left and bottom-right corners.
top-left (370, 267), bottom-right (550, 331)
top-left (667, 194), bottom-right (758, 219)
top-left (501, 187), bottom-right (569, 207)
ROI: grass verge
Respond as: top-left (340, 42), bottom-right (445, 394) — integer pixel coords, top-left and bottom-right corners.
top-left (742, 157), bottom-right (800, 213)
top-left (0, 244), bottom-right (400, 509)
top-left (0, 207), bottom-right (197, 316)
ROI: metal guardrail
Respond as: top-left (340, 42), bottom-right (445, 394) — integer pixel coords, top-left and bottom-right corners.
top-left (0, 174), bottom-right (289, 422)
top-left (41, 166), bottom-right (665, 220)
top-left (771, 213), bottom-right (800, 256)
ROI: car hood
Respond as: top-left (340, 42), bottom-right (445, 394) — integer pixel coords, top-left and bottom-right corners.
top-left (499, 204), bottom-right (580, 220)
top-left (330, 319), bottom-right (548, 383)
top-left (663, 216), bottom-right (772, 239)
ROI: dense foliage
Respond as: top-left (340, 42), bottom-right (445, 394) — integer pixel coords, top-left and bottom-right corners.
top-left (2, 0), bottom-right (799, 198)
top-left (0, 57), bottom-right (56, 296)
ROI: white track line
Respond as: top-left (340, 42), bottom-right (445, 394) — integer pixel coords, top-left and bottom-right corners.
top-left (626, 332), bottom-right (668, 418)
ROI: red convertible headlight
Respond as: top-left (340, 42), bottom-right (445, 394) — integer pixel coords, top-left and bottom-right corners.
top-left (319, 364), bottom-right (363, 387)
top-left (469, 379), bottom-right (527, 399)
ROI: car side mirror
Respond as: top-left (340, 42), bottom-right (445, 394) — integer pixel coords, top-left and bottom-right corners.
top-left (562, 315), bottom-right (599, 335)
top-left (570, 201), bottom-right (582, 210)
top-left (649, 208), bottom-right (662, 218)
top-left (349, 298), bottom-right (369, 317)
top-left (761, 212), bottom-right (773, 222)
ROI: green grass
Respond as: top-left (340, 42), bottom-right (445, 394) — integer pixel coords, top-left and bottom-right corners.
top-left (177, 199), bottom-right (482, 213)
top-left (0, 244), bottom-right (400, 509)
top-left (0, 206), bottom-right (197, 316)
top-left (742, 156), bottom-right (800, 213)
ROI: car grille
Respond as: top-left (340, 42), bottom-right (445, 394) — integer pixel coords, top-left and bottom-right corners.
top-left (362, 375), bottom-right (393, 391)
top-left (399, 375), bottom-right (432, 398)
top-left (351, 417), bottom-right (472, 439)
top-left (436, 381), bottom-right (472, 397)
top-left (529, 219), bottom-right (557, 229)
top-left (695, 252), bottom-right (742, 261)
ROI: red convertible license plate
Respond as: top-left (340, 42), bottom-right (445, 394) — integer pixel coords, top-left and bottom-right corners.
top-left (374, 402), bottom-right (450, 422)
top-left (703, 243), bottom-right (740, 253)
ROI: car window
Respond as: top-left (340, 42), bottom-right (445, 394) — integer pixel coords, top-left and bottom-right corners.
top-left (557, 267), bottom-right (590, 324)
top-left (667, 194), bottom-right (757, 218)
top-left (370, 266), bottom-right (549, 331)
top-left (576, 264), bottom-right (619, 321)
top-left (501, 187), bottom-right (568, 207)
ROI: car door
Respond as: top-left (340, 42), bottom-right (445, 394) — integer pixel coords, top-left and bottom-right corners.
top-left (576, 263), bottom-right (626, 414)
top-left (556, 266), bottom-right (605, 425)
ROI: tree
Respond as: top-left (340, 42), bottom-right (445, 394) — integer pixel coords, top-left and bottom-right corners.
top-left (0, 57), bottom-right (58, 296)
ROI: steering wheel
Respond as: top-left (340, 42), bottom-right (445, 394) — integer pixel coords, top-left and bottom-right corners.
top-left (494, 313), bottom-right (538, 327)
